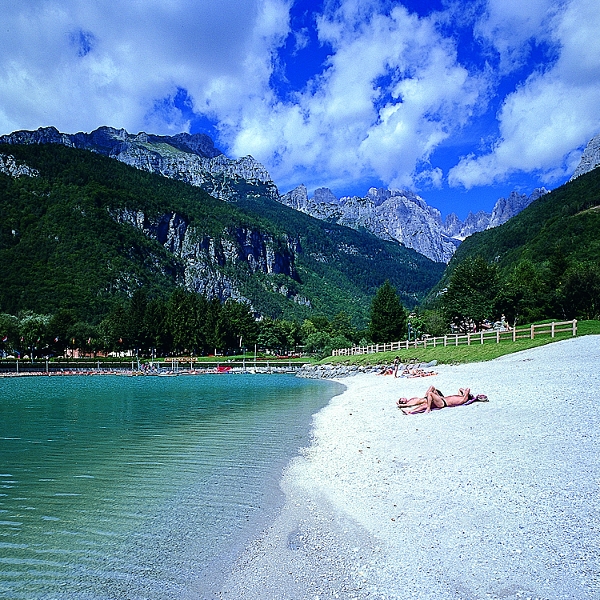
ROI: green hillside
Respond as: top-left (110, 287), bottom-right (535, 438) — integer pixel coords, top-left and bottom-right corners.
top-left (428, 166), bottom-right (600, 323)
top-left (447, 166), bottom-right (600, 271)
top-left (0, 143), bottom-right (444, 327)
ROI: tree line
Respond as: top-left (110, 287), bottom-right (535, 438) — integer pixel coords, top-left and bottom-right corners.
top-left (0, 284), bottom-right (407, 360)
top-left (4, 254), bottom-right (594, 361)
top-left (0, 282), bottom-right (413, 360)
top-left (430, 256), bottom-right (600, 335)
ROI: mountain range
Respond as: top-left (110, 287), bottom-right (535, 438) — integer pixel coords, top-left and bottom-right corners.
top-left (279, 184), bottom-right (549, 263)
top-left (0, 139), bottom-right (443, 326)
top-left (0, 126), bottom-right (553, 263)
top-left (1, 124), bottom-right (598, 327)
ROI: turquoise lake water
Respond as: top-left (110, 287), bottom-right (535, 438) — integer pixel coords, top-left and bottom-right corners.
top-left (0, 374), bottom-right (343, 599)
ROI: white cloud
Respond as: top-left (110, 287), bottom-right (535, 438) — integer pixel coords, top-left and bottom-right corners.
top-left (225, 3), bottom-right (485, 192)
top-left (474, 0), bottom-right (557, 73)
top-left (0, 0), bottom-right (290, 134)
top-left (1, 0), bottom-right (596, 199)
top-left (449, 0), bottom-right (600, 189)
top-left (0, 0), bottom-right (487, 195)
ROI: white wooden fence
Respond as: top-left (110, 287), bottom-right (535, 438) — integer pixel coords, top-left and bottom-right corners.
top-left (332, 320), bottom-right (578, 357)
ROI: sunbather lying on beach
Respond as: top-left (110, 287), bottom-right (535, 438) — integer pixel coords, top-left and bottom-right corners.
top-left (396, 385), bottom-right (488, 414)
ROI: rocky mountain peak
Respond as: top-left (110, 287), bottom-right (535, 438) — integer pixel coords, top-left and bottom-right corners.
top-left (444, 212), bottom-right (462, 238)
top-left (570, 133), bottom-right (600, 180)
top-left (488, 188), bottom-right (548, 229)
top-left (313, 187), bottom-right (338, 204)
top-left (170, 131), bottom-right (222, 158)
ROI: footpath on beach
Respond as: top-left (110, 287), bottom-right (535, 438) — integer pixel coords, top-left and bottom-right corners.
top-left (219, 336), bottom-right (600, 600)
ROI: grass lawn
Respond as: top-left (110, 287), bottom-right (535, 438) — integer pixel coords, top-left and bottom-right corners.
top-left (321, 320), bottom-right (600, 367)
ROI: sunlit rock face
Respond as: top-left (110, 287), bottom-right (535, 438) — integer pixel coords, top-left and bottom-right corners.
top-left (279, 185), bottom-right (547, 263)
top-left (570, 133), bottom-right (600, 180)
top-left (280, 185), bottom-right (457, 263)
top-left (0, 153), bottom-right (39, 178)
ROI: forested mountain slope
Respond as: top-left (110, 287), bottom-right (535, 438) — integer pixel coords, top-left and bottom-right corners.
top-left (446, 165), bottom-right (600, 273)
top-left (426, 165), bottom-right (600, 323)
top-left (0, 143), bottom-right (444, 326)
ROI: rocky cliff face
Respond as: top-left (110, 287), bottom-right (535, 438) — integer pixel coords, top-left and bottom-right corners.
top-left (110, 208), bottom-right (301, 306)
top-left (570, 133), bottom-right (600, 180)
top-left (0, 153), bottom-right (39, 178)
top-left (279, 185), bottom-right (547, 263)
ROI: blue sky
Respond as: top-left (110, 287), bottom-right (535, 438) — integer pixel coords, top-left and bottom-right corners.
top-left (0, 1), bottom-right (599, 219)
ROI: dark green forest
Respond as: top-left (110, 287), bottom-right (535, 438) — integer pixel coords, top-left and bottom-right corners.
top-left (0, 143), bottom-right (444, 357)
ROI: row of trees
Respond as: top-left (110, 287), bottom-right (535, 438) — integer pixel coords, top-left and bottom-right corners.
top-left (7, 251), bottom-right (592, 361)
top-left (0, 284), bottom-right (409, 359)
top-left (368, 257), bottom-right (600, 345)
top-left (436, 256), bottom-right (600, 334)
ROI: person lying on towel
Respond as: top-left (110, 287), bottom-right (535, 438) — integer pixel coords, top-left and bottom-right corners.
top-left (396, 386), bottom-right (488, 414)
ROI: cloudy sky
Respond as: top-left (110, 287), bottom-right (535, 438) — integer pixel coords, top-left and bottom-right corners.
top-left (1, 0), bottom-right (599, 218)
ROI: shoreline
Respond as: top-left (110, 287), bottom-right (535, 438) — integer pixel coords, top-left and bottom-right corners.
top-left (218, 336), bottom-right (600, 599)
top-left (0, 366), bottom-right (305, 377)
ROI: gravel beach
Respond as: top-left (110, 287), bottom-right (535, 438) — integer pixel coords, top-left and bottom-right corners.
top-left (217, 336), bottom-right (600, 600)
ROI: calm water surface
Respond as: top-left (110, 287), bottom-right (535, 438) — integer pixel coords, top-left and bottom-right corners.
top-left (0, 374), bottom-right (343, 599)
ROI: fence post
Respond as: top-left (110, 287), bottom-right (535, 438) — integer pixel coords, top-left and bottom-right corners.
top-left (467, 333), bottom-right (471, 346)
top-left (551, 322), bottom-right (555, 338)
top-left (496, 330), bottom-right (500, 344)
top-left (530, 324), bottom-right (535, 339)
top-left (573, 319), bottom-right (577, 336)
top-left (480, 331), bottom-right (484, 345)
top-left (513, 328), bottom-right (516, 342)
top-left (444, 335), bottom-right (447, 347)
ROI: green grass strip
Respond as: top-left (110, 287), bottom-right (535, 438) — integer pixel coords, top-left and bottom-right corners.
top-left (321, 320), bottom-right (600, 367)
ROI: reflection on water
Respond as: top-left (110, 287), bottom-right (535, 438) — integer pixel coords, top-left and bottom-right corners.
top-left (0, 374), bottom-right (342, 599)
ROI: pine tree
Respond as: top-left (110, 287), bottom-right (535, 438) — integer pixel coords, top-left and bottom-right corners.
top-left (368, 281), bottom-right (407, 343)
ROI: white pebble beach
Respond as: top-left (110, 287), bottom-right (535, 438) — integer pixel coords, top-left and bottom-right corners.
top-left (218, 336), bottom-right (600, 599)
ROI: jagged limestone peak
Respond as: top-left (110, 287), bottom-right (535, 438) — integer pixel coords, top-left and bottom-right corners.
top-left (570, 132), bottom-right (600, 180)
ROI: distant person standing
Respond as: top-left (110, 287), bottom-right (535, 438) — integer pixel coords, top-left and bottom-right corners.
top-left (393, 356), bottom-right (400, 378)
